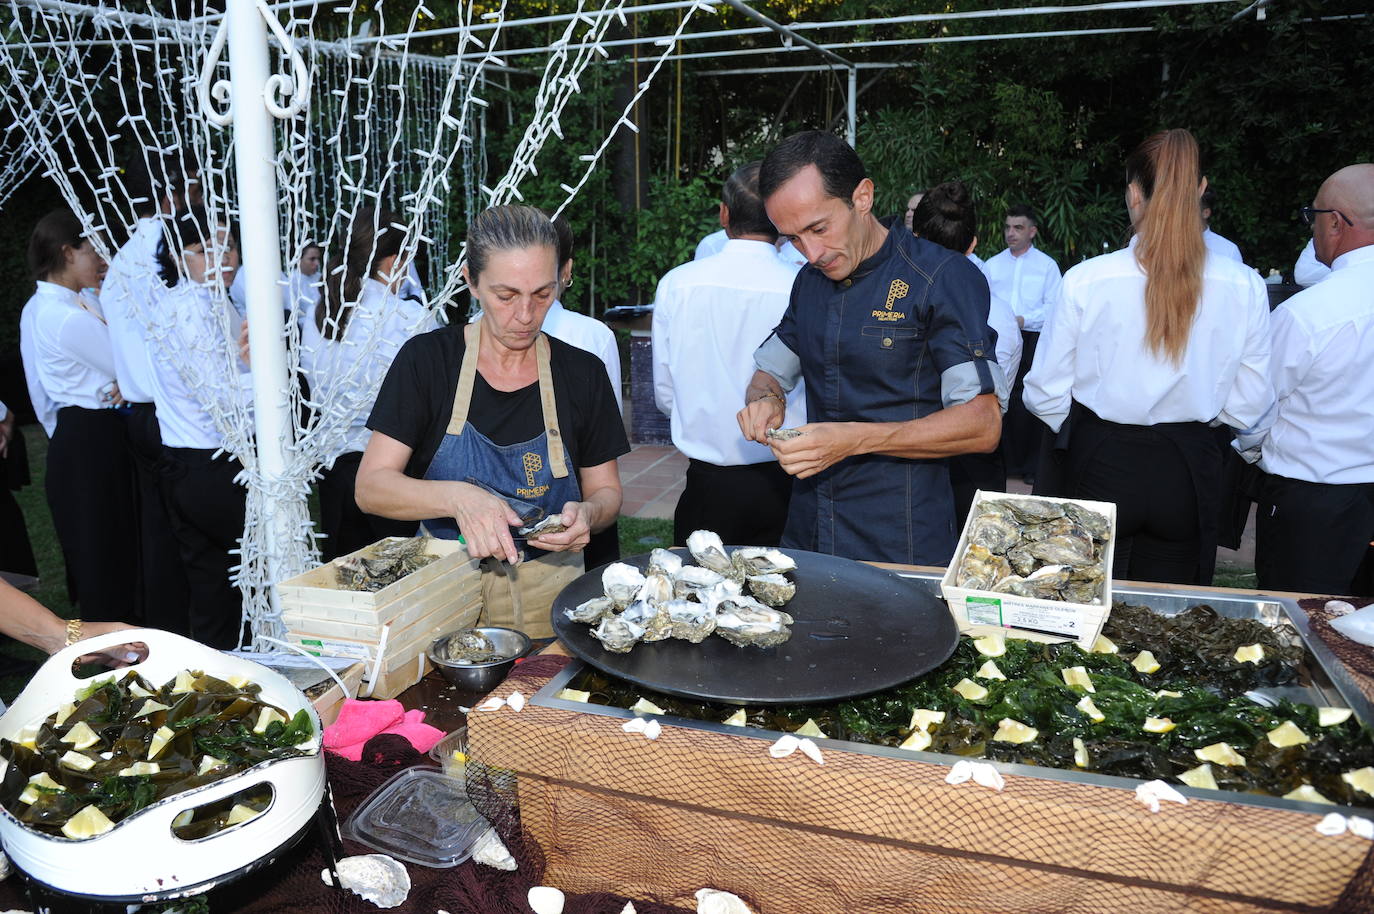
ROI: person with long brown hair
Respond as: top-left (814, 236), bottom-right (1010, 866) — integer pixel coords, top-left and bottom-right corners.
top-left (1023, 129), bottom-right (1273, 585)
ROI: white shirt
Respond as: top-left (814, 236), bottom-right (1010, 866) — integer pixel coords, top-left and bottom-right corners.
top-left (283, 268), bottom-right (324, 337)
top-left (101, 217), bottom-right (164, 403)
top-left (1024, 240), bottom-right (1273, 435)
top-left (305, 279), bottom-right (441, 457)
top-left (1203, 227), bottom-right (1243, 263)
top-left (972, 256), bottom-right (1023, 384)
top-left (693, 229), bottom-right (727, 262)
top-left (984, 245), bottom-right (1062, 332)
top-left (652, 238), bottom-right (805, 466)
top-left (1293, 238), bottom-right (1331, 287)
top-left (776, 239), bottom-right (807, 270)
top-left (146, 282), bottom-right (256, 449)
top-left (19, 282), bottom-right (118, 436)
top-left (466, 300), bottom-right (623, 414)
top-left (1246, 245), bottom-right (1374, 484)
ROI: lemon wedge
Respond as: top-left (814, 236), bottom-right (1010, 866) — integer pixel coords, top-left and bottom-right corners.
top-left (952, 678), bottom-right (989, 701)
top-left (722, 710), bottom-right (747, 727)
top-left (53, 702), bottom-right (76, 727)
top-left (1076, 695), bottom-right (1105, 723)
top-left (61, 804), bottom-right (115, 840)
top-left (555, 688), bottom-right (590, 702)
top-left (1195, 742), bottom-right (1246, 766)
top-left (1154, 690), bottom-right (1183, 699)
top-left (899, 729), bottom-right (933, 752)
top-left (992, 718), bottom-right (1038, 744)
top-left (1318, 707), bottom-right (1353, 727)
top-left (1178, 763), bottom-right (1218, 791)
top-left (252, 707), bottom-right (287, 735)
top-left (197, 755), bottom-right (226, 776)
top-left (135, 699), bottom-right (170, 718)
top-left (19, 772), bottom-right (64, 804)
top-left (148, 725), bottom-right (175, 760)
top-left (172, 810), bottom-right (194, 829)
top-left (1143, 717), bottom-right (1175, 734)
top-left (1233, 644), bottom-right (1265, 664)
top-left (1061, 666), bottom-right (1095, 693)
top-left (629, 698), bottom-right (665, 716)
top-left (1283, 784), bottom-right (1334, 805)
top-left (1072, 737), bottom-right (1088, 768)
top-left (226, 674), bottom-right (251, 689)
top-left (1089, 634), bottom-right (1118, 655)
top-left (61, 721), bottom-right (100, 751)
top-left (975, 660), bottom-right (1006, 681)
top-left (16, 725), bottom-right (38, 751)
top-left (60, 750), bottom-right (96, 771)
top-left (128, 682), bottom-right (153, 698)
top-left (171, 670), bottom-right (198, 694)
top-left (908, 709), bottom-right (946, 732)
top-left (1342, 767), bottom-right (1374, 796)
top-left (117, 761), bottom-right (159, 777)
top-left (1131, 651), bottom-right (1161, 674)
top-left (224, 804), bottom-right (261, 826)
top-left (973, 634), bottom-right (1006, 657)
top-left (1266, 721), bottom-right (1309, 748)
top-left (794, 718), bottom-right (827, 738)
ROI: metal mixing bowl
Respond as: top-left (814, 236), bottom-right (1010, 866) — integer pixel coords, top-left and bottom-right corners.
top-left (426, 627), bottom-right (532, 692)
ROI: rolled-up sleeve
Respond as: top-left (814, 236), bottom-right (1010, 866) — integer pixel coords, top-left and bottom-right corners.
top-left (928, 257), bottom-right (1008, 411)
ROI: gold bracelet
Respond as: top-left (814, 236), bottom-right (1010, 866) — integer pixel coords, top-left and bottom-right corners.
top-left (65, 618), bottom-right (83, 647)
top-left (751, 392), bottom-right (784, 405)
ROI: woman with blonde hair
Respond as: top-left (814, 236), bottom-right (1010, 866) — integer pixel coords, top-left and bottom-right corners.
top-left (1024, 129), bottom-right (1273, 584)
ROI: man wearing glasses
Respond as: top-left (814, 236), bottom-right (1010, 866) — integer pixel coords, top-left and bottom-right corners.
top-left (1239, 164), bottom-right (1374, 595)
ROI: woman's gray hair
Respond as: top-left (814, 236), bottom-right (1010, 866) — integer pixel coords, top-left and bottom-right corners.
top-left (466, 205), bottom-right (558, 283)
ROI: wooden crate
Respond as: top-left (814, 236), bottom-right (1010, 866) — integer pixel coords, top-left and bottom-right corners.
top-left (277, 537), bottom-right (484, 699)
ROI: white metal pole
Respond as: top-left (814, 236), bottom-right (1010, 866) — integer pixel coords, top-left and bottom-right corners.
top-left (224, 0), bottom-right (294, 620)
top-left (846, 66), bottom-right (857, 149)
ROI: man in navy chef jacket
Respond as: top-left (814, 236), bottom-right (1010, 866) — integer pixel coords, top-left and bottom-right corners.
top-left (737, 131), bottom-right (1008, 566)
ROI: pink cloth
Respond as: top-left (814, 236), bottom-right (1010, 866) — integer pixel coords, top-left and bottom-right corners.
top-left (322, 698), bottom-right (446, 761)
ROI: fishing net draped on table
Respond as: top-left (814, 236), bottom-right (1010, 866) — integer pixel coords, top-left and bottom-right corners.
top-left (464, 655), bottom-right (1374, 914)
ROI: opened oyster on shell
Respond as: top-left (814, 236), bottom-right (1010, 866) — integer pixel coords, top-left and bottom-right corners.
top-left (591, 616), bottom-right (644, 653)
top-left (714, 598), bottom-right (794, 648)
top-left (602, 563), bottom-right (646, 608)
top-left (747, 573), bottom-right (796, 607)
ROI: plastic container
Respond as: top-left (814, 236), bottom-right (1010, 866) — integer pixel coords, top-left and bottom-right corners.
top-left (343, 768), bottom-right (487, 867)
top-left (428, 726), bottom-right (469, 781)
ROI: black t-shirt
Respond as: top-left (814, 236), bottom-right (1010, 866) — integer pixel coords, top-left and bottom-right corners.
top-left (368, 324), bottom-right (629, 481)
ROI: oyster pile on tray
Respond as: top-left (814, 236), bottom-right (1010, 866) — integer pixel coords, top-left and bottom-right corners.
top-left (955, 498), bottom-right (1110, 604)
top-left (334, 537), bottom-right (440, 592)
top-left (569, 531), bottom-right (798, 653)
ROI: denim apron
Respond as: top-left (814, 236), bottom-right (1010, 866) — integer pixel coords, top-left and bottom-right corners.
top-left (422, 321), bottom-right (584, 638)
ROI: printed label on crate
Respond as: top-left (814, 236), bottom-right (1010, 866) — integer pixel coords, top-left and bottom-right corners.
top-left (295, 637), bottom-right (375, 661)
top-left (999, 600), bottom-right (1090, 638)
top-left (965, 596), bottom-right (1003, 626)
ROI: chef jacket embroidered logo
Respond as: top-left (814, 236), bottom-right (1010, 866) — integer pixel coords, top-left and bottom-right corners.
top-left (518, 452), bottom-right (550, 498)
top-left (873, 278), bottom-right (909, 322)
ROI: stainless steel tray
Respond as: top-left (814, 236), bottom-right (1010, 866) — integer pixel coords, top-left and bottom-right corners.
top-left (531, 574), bottom-right (1374, 815)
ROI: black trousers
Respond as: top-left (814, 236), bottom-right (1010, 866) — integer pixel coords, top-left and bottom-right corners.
top-left (1002, 329), bottom-right (1045, 478)
top-left (318, 451), bottom-right (418, 561)
top-left (0, 429), bottom-right (36, 578)
top-left (1067, 418), bottom-right (1209, 585)
top-left (1255, 472), bottom-right (1374, 596)
top-left (950, 450), bottom-right (1007, 530)
top-left (674, 459), bottom-right (792, 548)
top-left (46, 407), bottom-right (138, 622)
top-left (161, 446), bottom-right (246, 649)
top-left (124, 403), bottom-right (191, 632)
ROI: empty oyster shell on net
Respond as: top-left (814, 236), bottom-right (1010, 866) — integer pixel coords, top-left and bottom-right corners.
top-left (565, 596), bottom-right (615, 624)
top-left (621, 600), bottom-right (673, 642)
top-left (687, 530), bottom-right (735, 576)
top-left (731, 546), bottom-right (797, 577)
top-left (747, 573), bottom-right (796, 607)
top-left (714, 597), bottom-right (794, 648)
top-left (323, 854), bottom-right (411, 909)
top-left (591, 615), bottom-right (644, 653)
top-left (665, 599), bottom-right (717, 643)
top-left (602, 562), bottom-right (646, 608)
top-left (673, 564), bottom-right (726, 601)
top-left (647, 548), bottom-right (684, 577)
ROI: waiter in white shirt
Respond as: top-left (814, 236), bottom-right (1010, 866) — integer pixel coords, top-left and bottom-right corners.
top-left (101, 153), bottom-right (191, 627)
top-left (1200, 188), bottom-right (1244, 263)
top-left (1293, 238), bottom-right (1332, 286)
top-left (655, 161), bottom-right (804, 546)
top-left (1240, 164), bottom-right (1374, 595)
top-left (984, 204), bottom-right (1062, 482)
top-left (1025, 129), bottom-right (1272, 586)
top-left (910, 181), bottom-right (1022, 522)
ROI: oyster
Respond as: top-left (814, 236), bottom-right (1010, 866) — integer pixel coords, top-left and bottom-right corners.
top-left (1009, 564), bottom-right (1073, 599)
top-left (714, 598), bottom-right (794, 649)
top-left (967, 512), bottom-right (1021, 555)
top-left (747, 573), bottom-right (796, 607)
top-left (1064, 503), bottom-right (1111, 541)
top-left (686, 530), bottom-right (735, 575)
top-left (956, 543), bottom-right (1012, 591)
top-left (602, 562), bottom-right (646, 608)
top-left (334, 537), bottom-right (440, 592)
top-left (647, 548), bottom-right (684, 577)
top-left (673, 565), bottom-right (725, 601)
top-left (1062, 580), bottom-right (1103, 604)
top-left (765, 427), bottom-right (803, 440)
top-left (1006, 544), bottom-right (1037, 577)
top-left (698, 578), bottom-right (743, 612)
top-left (441, 629), bottom-right (497, 664)
top-left (621, 600), bottom-right (673, 641)
top-left (992, 575), bottom-right (1026, 594)
top-left (326, 854), bottom-right (411, 909)
top-left (731, 547), bottom-right (797, 577)
top-left (565, 596), bottom-right (615, 624)
top-left (1027, 534), bottom-right (1095, 566)
top-left (519, 515), bottom-right (566, 538)
top-left (636, 572), bottom-right (674, 605)
top-left (591, 615), bottom-right (644, 653)
top-left (665, 600), bottom-right (717, 643)
top-left (991, 497), bottom-right (1065, 524)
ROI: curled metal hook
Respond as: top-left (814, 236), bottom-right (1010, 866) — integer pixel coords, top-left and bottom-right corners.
top-left (196, 19), bottom-right (233, 127)
top-left (257, 0), bottom-right (311, 119)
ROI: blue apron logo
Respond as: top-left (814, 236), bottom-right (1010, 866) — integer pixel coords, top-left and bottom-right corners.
top-left (517, 452), bottom-right (551, 499)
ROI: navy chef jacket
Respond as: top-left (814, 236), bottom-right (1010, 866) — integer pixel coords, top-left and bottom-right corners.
top-left (754, 227), bottom-right (1007, 565)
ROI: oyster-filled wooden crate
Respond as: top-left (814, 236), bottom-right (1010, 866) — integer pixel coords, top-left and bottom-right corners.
top-left (467, 577), bottom-right (1374, 914)
top-left (277, 537), bottom-right (483, 698)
